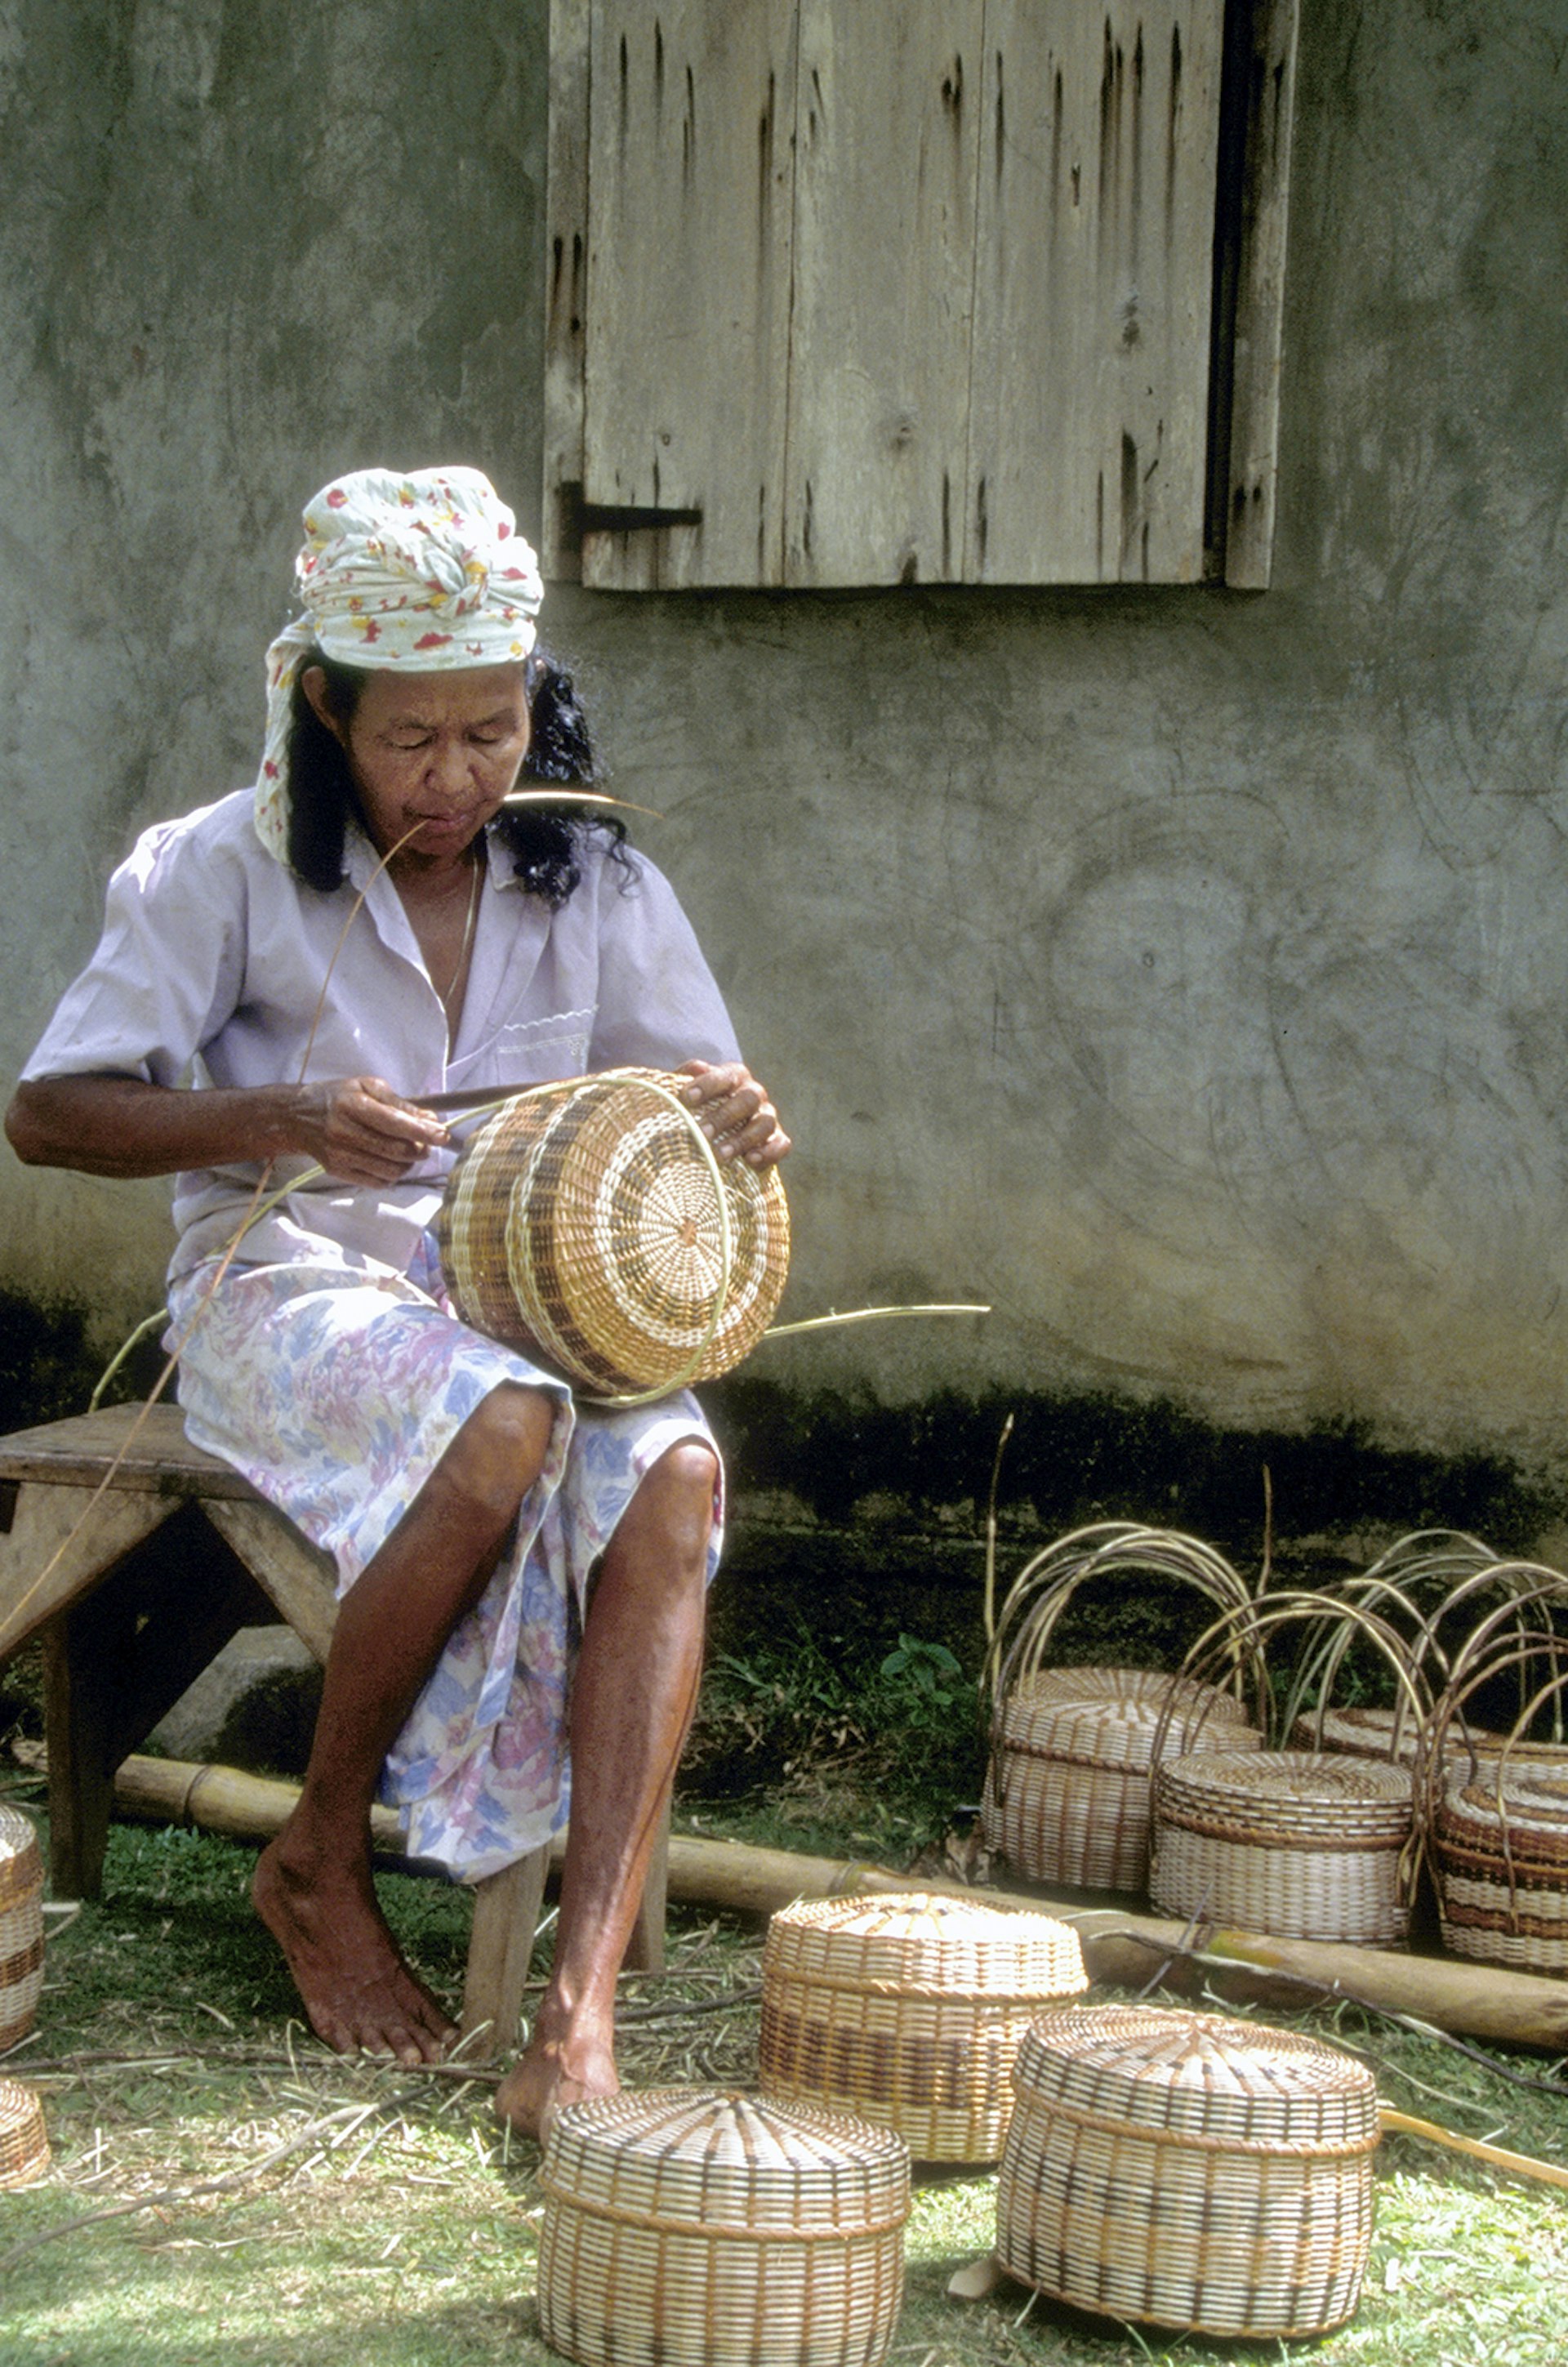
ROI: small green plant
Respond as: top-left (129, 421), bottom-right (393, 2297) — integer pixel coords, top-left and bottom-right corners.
top-left (879, 1633), bottom-right (964, 1706)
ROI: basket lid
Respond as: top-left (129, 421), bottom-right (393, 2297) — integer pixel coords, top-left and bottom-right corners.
top-left (1156, 1750), bottom-right (1413, 1841)
top-left (0, 1805), bottom-right (40, 1869)
top-left (1013, 2007), bottom-right (1379, 2153)
top-left (541, 2089), bottom-right (911, 2236)
top-left (1440, 1760), bottom-right (1568, 1835)
top-left (763, 1891), bottom-right (1085, 2001)
top-left (998, 1669), bottom-right (1260, 1772)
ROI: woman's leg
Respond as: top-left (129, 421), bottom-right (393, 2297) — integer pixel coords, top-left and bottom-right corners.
top-left (254, 1382), bottom-right (556, 2062)
top-left (492, 1438), bottom-right (715, 2137)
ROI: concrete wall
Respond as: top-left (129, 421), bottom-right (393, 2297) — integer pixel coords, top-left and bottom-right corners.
top-left (3, 1), bottom-right (1566, 1493)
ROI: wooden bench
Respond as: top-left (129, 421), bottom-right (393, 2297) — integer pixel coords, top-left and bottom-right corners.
top-left (0, 1402), bottom-right (666, 2052)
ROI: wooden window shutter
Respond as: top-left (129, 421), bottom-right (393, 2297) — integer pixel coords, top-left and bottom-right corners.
top-left (545, 0), bottom-right (1298, 590)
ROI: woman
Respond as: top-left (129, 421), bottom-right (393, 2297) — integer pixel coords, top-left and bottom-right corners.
top-left (5, 466), bottom-right (789, 2137)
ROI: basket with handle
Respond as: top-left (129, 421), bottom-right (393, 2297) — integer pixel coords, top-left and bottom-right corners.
top-left (537, 2087), bottom-right (910, 2367)
top-left (435, 1069), bottom-right (790, 1398)
top-left (1424, 1576), bottom-right (1568, 1973)
top-left (996, 2004), bottom-right (1380, 2338)
top-left (980, 1524), bottom-right (1266, 1892)
top-left (0, 1806), bottom-right (45, 2048)
top-left (757, 1891), bottom-right (1085, 2162)
top-left (1151, 1748), bottom-right (1416, 1944)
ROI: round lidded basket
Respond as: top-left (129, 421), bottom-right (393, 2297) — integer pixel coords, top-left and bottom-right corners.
top-left (1433, 1759), bottom-right (1568, 1973)
top-left (1151, 1748), bottom-right (1414, 1946)
top-left (983, 1669), bottom-right (1263, 1891)
top-left (537, 2088), bottom-right (909, 2367)
top-left (996, 2004), bottom-right (1380, 2339)
top-left (435, 1069), bottom-right (790, 1397)
top-left (0, 1806), bottom-right (45, 2048)
top-left (0, 2079), bottom-right (49, 2189)
top-left (758, 1892), bottom-right (1086, 2162)
top-left (1288, 1703), bottom-right (1562, 1772)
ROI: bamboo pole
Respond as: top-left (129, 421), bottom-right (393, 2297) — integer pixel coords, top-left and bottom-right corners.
top-left (109, 1753), bottom-right (1568, 2053)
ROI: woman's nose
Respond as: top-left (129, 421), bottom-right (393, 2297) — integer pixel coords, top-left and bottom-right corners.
top-left (426, 736), bottom-right (470, 798)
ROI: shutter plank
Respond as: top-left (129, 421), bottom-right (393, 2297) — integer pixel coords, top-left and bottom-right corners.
top-left (784, 3), bottom-right (985, 587)
top-left (969, 1), bottom-right (1225, 583)
top-left (543, 0), bottom-right (592, 582)
top-left (583, 0), bottom-right (796, 589)
top-left (1224, 0), bottom-right (1299, 590)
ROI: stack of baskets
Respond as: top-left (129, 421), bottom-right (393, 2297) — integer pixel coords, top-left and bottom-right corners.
top-left (536, 2088), bottom-right (910, 2367)
top-left (996, 2004), bottom-right (1380, 2338)
top-left (1151, 1750), bottom-right (1414, 1945)
top-left (758, 1892), bottom-right (1085, 2161)
top-left (984, 1669), bottom-right (1262, 1890)
top-left (0, 1806), bottom-right (45, 2048)
top-left (436, 1069), bottom-right (791, 1397)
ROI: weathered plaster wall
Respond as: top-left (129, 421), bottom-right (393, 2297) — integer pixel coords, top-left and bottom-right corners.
top-left (2, 2), bottom-right (1566, 1487)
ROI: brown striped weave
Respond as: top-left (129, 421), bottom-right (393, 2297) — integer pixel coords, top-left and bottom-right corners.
top-left (0, 1807), bottom-right (43, 2049)
top-left (435, 1071), bottom-right (789, 1394)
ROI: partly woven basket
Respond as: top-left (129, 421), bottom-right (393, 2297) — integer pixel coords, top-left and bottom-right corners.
top-left (996, 2006), bottom-right (1380, 2338)
top-left (983, 1669), bottom-right (1263, 1891)
top-left (0, 1807), bottom-right (45, 2048)
top-left (537, 2088), bottom-right (910, 2367)
top-left (0, 2079), bottom-right (49, 2189)
top-left (1433, 1759), bottom-right (1568, 1972)
top-left (436, 1070), bottom-right (790, 1395)
top-left (1151, 1750), bottom-right (1414, 1945)
top-left (757, 1892), bottom-right (1085, 2161)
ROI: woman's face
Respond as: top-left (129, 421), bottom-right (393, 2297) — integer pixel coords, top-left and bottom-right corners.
top-left (305, 662), bottom-right (532, 863)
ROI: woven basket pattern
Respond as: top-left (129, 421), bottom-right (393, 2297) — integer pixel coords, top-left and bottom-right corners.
top-left (1435, 1760), bottom-right (1568, 1972)
top-left (996, 2006), bottom-right (1379, 2338)
top-left (1289, 1705), bottom-right (1561, 1772)
top-left (0, 2078), bottom-right (48, 2189)
top-left (537, 2088), bottom-right (909, 2367)
top-left (0, 1808), bottom-right (44, 2049)
top-left (436, 1071), bottom-right (790, 1394)
top-left (758, 1892), bottom-right (1086, 2161)
top-left (1151, 1750), bottom-right (1414, 1945)
top-left (983, 1669), bottom-right (1262, 1890)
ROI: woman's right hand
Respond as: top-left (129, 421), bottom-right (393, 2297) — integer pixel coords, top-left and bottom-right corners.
top-left (285, 1077), bottom-right (451, 1184)
top-left (5, 1071), bottom-right (449, 1184)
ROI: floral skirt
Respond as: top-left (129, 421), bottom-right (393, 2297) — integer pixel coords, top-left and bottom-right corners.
top-left (167, 1237), bottom-right (721, 1879)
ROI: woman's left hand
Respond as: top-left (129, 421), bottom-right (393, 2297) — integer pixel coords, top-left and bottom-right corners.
top-left (678, 1060), bottom-right (791, 1168)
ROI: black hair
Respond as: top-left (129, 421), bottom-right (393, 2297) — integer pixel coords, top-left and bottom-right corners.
top-left (283, 645), bottom-right (628, 903)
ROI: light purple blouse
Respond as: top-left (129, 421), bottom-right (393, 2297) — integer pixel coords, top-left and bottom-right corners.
top-left (23, 791), bottom-right (740, 1282)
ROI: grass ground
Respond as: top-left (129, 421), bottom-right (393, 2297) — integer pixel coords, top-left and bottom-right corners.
top-left (2, 1644), bottom-right (1567, 2367)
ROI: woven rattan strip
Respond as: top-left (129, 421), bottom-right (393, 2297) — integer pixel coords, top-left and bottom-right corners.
top-left (1435, 1761), bottom-right (1568, 1972)
top-left (1151, 1751), bottom-right (1414, 1945)
top-left (758, 1892), bottom-right (1085, 2162)
top-left (0, 1808), bottom-right (44, 2048)
top-left (537, 2088), bottom-right (909, 2367)
top-left (436, 1071), bottom-right (790, 1394)
top-left (0, 2079), bottom-right (49, 2189)
top-left (996, 2006), bottom-right (1378, 2339)
top-left (984, 1669), bottom-right (1261, 1891)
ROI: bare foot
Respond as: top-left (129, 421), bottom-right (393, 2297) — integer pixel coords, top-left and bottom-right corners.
top-left (254, 1824), bottom-right (456, 2064)
top-left (492, 2015), bottom-right (619, 2142)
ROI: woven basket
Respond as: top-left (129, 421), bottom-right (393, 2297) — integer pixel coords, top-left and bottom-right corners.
top-left (983, 1669), bottom-right (1263, 1891)
top-left (0, 1807), bottom-right (45, 2048)
top-left (0, 2079), bottom-right (49, 2189)
top-left (1434, 1759), bottom-right (1568, 1972)
top-left (537, 2088), bottom-right (909, 2367)
top-left (996, 2005), bottom-right (1379, 2338)
top-left (1288, 1704), bottom-right (1561, 1772)
top-left (757, 1892), bottom-right (1085, 2162)
top-left (1151, 1749), bottom-right (1414, 1945)
top-left (436, 1070), bottom-right (790, 1395)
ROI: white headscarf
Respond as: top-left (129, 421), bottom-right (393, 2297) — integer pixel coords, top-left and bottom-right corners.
top-left (254, 465), bottom-right (545, 863)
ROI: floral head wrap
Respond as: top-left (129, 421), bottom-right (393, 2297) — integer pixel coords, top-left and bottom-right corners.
top-left (254, 465), bottom-right (544, 862)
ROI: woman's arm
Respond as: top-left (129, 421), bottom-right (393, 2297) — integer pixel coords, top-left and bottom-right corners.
top-left (5, 1072), bottom-right (452, 1187)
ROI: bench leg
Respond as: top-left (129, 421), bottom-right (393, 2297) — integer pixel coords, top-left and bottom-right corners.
top-left (43, 1583), bottom-right (136, 1899)
top-left (461, 1847), bottom-right (550, 2058)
